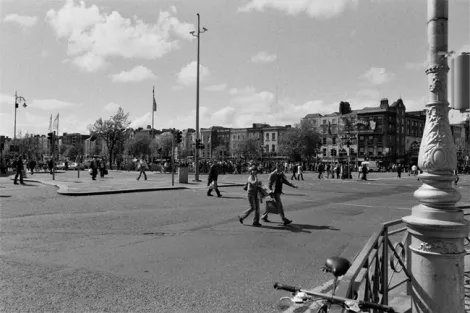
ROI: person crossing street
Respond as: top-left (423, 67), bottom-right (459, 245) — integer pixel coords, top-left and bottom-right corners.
top-left (261, 163), bottom-right (297, 225)
top-left (207, 161), bottom-right (222, 197)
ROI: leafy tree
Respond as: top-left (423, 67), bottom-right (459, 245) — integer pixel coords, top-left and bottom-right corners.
top-left (233, 137), bottom-right (260, 160)
top-left (213, 145), bottom-right (228, 160)
top-left (127, 136), bottom-right (151, 157)
top-left (278, 119), bottom-right (321, 162)
top-left (88, 107), bottom-right (131, 169)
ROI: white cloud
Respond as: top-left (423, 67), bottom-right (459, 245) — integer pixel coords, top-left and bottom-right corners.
top-left (251, 51), bottom-right (277, 63)
top-left (204, 84), bottom-right (227, 91)
top-left (104, 102), bottom-right (120, 111)
top-left (31, 99), bottom-right (80, 110)
top-left (129, 112), bottom-right (153, 129)
top-left (239, 0), bottom-right (359, 19)
top-left (176, 61), bottom-right (209, 86)
top-left (404, 60), bottom-right (427, 70)
top-left (357, 88), bottom-right (380, 98)
top-left (360, 67), bottom-right (395, 85)
top-left (4, 14), bottom-right (38, 27)
top-left (46, 0), bottom-right (194, 72)
top-left (111, 65), bottom-right (156, 83)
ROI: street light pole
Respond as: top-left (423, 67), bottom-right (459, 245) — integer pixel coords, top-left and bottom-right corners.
top-left (190, 13), bottom-right (207, 182)
top-left (13, 91), bottom-right (27, 141)
top-left (403, 1), bottom-right (468, 311)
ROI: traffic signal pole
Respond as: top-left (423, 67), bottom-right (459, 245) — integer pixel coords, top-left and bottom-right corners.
top-left (52, 131), bottom-right (55, 181)
top-left (171, 133), bottom-right (175, 186)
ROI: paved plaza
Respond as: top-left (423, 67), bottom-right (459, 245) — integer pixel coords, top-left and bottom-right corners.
top-left (1, 171), bottom-right (470, 312)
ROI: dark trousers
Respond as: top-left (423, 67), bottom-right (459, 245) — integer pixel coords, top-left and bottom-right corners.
top-left (297, 173), bottom-right (304, 180)
top-left (14, 170), bottom-right (23, 184)
top-left (291, 172), bottom-right (297, 180)
top-left (137, 169), bottom-right (147, 180)
top-left (92, 169), bottom-right (98, 180)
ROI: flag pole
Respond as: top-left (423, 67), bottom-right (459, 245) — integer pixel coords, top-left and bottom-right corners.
top-left (152, 86), bottom-right (155, 141)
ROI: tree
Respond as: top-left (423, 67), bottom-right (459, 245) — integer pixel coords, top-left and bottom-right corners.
top-left (88, 107), bottom-right (131, 169)
top-left (127, 136), bottom-right (151, 157)
top-left (278, 119), bottom-right (321, 162)
top-left (233, 137), bottom-right (260, 160)
top-left (213, 145), bottom-right (228, 160)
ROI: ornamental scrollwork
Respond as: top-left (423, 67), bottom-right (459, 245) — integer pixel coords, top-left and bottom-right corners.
top-left (429, 74), bottom-right (443, 92)
top-left (419, 107), bottom-right (456, 172)
top-left (417, 241), bottom-right (461, 254)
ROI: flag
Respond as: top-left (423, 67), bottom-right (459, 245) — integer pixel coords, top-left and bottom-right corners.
top-left (153, 86), bottom-right (157, 112)
top-left (53, 113), bottom-right (59, 131)
top-left (48, 114), bottom-right (52, 132)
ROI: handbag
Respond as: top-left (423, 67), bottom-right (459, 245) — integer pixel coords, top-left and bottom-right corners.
top-left (265, 199), bottom-right (278, 214)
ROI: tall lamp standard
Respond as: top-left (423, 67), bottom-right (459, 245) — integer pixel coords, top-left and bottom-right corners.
top-left (402, 0), bottom-right (469, 311)
top-left (14, 92), bottom-right (27, 141)
top-left (190, 13), bottom-right (207, 182)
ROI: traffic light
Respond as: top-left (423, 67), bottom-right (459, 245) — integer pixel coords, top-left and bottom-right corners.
top-left (15, 103), bottom-right (19, 109)
top-left (195, 139), bottom-right (201, 149)
top-left (176, 131), bottom-right (182, 143)
top-left (47, 132), bottom-right (53, 142)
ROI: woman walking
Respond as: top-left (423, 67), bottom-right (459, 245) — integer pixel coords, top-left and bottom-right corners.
top-left (238, 166), bottom-right (263, 227)
top-left (137, 157), bottom-right (148, 180)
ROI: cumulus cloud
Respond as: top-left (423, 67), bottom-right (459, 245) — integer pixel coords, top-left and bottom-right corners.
top-left (251, 51), bottom-right (277, 63)
top-left (31, 98), bottom-right (80, 110)
top-left (129, 112), bottom-right (153, 129)
top-left (239, 0), bottom-right (359, 19)
top-left (4, 14), bottom-right (38, 27)
top-left (404, 60), bottom-right (427, 70)
top-left (111, 65), bottom-right (156, 83)
top-left (360, 67), bottom-right (395, 85)
top-left (104, 102), bottom-right (120, 111)
top-left (46, 0), bottom-right (194, 72)
top-left (176, 61), bottom-right (209, 86)
top-left (357, 88), bottom-right (380, 98)
top-left (204, 84), bottom-right (227, 91)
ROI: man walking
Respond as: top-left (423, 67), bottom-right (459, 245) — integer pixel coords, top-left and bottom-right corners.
top-left (13, 156), bottom-right (24, 185)
top-left (297, 163), bottom-right (304, 180)
top-left (207, 161), bottom-right (222, 197)
top-left (290, 163), bottom-right (297, 180)
top-left (137, 157), bottom-right (148, 180)
top-left (262, 163), bottom-right (297, 225)
top-left (397, 163), bottom-right (403, 178)
top-left (90, 156), bottom-right (98, 180)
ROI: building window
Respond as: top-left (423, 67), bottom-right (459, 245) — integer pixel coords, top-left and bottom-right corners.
top-left (322, 148), bottom-right (327, 156)
top-left (332, 119), bottom-right (336, 123)
top-left (322, 138), bottom-right (327, 144)
top-left (323, 120), bottom-right (327, 124)
top-left (272, 144), bottom-right (275, 152)
top-left (332, 137), bottom-right (336, 144)
top-left (272, 133), bottom-right (276, 141)
top-left (312, 120), bottom-right (317, 125)
top-left (266, 133), bottom-right (269, 141)
top-left (359, 136), bottom-right (364, 141)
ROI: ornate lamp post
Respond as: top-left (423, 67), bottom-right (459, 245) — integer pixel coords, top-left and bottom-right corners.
top-left (190, 13), bottom-right (207, 182)
top-left (403, 1), bottom-right (468, 311)
top-left (13, 92), bottom-right (27, 141)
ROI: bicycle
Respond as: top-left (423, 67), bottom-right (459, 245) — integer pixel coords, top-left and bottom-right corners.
top-left (274, 256), bottom-right (398, 313)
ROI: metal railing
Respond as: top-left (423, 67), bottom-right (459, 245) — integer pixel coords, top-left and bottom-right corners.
top-left (330, 208), bottom-right (470, 313)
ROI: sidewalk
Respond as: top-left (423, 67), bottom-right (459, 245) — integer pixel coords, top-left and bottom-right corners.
top-left (7, 170), bottom-right (246, 196)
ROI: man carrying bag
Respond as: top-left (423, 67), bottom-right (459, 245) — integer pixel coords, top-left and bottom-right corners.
top-left (262, 163), bottom-right (297, 225)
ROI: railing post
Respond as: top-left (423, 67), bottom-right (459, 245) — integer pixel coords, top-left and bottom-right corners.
top-left (382, 226), bottom-right (389, 305)
top-left (406, 231), bottom-right (412, 296)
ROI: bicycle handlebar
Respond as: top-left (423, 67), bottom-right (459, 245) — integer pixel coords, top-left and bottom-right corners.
top-left (273, 282), bottom-right (300, 293)
top-left (274, 282), bottom-right (397, 313)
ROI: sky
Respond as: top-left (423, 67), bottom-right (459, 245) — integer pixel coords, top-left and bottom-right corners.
top-left (0, 0), bottom-right (469, 138)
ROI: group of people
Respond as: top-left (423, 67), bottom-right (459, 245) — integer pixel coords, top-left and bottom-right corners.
top-left (89, 156), bottom-right (107, 180)
top-left (205, 160), bottom-right (298, 227)
top-left (237, 163), bottom-right (297, 227)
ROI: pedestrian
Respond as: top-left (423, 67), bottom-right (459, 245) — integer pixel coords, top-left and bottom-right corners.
top-left (454, 169), bottom-right (459, 185)
top-left (238, 166), bottom-right (263, 227)
top-left (297, 163), bottom-right (304, 180)
top-left (361, 164), bottom-right (368, 180)
top-left (90, 156), bottom-right (98, 180)
top-left (317, 163), bottom-right (324, 179)
top-left (397, 164), bottom-right (403, 178)
top-left (261, 163), bottom-right (297, 225)
top-left (65, 160), bottom-right (69, 171)
top-left (13, 156), bottom-right (25, 185)
top-left (290, 163), bottom-right (297, 180)
top-left (29, 159), bottom-right (36, 175)
top-left (47, 158), bottom-right (53, 174)
top-left (207, 161), bottom-right (222, 197)
top-left (137, 157), bottom-right (148, 180)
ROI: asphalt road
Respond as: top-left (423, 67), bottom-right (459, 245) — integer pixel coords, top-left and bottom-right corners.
top-left (1, 172), bottom-right (468, 313)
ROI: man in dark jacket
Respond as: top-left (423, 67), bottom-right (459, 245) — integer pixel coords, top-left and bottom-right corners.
top-left (13, 156), bottom-right (24, 185)
top-left (207, 161), bottom-right (222, 197)
top-left (262, 163), bottom-right (297, 225)
top-left (90, 156), bottom-right (98, 180)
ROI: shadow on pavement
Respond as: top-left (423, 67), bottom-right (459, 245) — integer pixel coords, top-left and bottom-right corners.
top-left (220, 196), bottom-right (245, 199)
top-left (0, 195), bottom-right (12, 197)
top-left (260, 223), bottom-right (340, 234)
